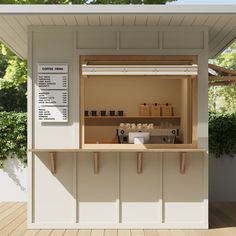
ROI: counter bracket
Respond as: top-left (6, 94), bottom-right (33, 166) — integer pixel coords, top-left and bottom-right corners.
top-left (137, 152), bottom-right (143, 174)
top-left (49, 152), bottom-right (56, 174)
top-left (180, 152), bottom-right (187, 174)
top-left (93, 152), bottom-right (100, 174)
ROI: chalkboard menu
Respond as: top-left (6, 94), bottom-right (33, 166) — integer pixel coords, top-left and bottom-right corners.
top-left (37, 64), bottom-right (68, 122)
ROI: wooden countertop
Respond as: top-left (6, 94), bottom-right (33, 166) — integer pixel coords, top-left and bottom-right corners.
top-left (29, 144), bottom-right (207, 153)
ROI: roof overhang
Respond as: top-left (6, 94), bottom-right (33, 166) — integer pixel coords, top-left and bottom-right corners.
top-left (0, 4), bottom-right (236, 59)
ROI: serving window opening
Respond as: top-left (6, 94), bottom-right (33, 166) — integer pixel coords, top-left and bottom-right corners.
top-left (80, 55), bottom-right (198, 148)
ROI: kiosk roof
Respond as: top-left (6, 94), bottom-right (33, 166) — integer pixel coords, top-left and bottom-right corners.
top-left (0, 4), bottom-right (235, 59)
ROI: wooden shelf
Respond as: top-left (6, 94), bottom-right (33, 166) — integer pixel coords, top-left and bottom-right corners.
top-left (85, 116), bottom-right (181, 126)
top-left (29, 145), bottom-right (207, 153)
top-left (85, 116), bottom-right (181, 119)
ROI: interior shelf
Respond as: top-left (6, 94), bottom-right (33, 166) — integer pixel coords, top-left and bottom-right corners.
top-left (85, 116), bottom-right (181, 126)
top-left (85, 116), bottom-right (181, 119)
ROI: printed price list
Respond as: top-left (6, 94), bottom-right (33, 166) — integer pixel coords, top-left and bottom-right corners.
top-left (37, 64), bottom-right (69, 122)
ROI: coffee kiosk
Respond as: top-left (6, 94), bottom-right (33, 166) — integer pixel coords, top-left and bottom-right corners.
top-left (2, 4), bottom-right (234, 229)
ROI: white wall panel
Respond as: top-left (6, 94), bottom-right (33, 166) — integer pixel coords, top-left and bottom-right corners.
top-left (120, 31), bottom-right (158, 49)
top-left (77, 31), bottom-right (117, 49)
top-left (77, 153), bottom-right (118, 223)
top-left (163, 31), bottom-right (204, 49)
top-left (120, 153), bottom-right (162, 223)
top-left (163, 153), bottom-right (204, 222)
top-left (33, 31), bottom-right (77, 148)
top-left (34, 153), bottom-right (75, 223)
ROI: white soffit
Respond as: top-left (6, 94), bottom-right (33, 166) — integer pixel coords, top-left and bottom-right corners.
top-left (0, 5), bottom-right (236, 59)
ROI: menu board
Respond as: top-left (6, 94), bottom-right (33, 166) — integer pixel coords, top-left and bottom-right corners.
top-left (38, 74), bottom-right (68, 90)
top-left (38, 91), bottom-right (68, 106)
top-left (38, 64), bottom-right (68, 74)
top-left (38, 107), bottom-right (68, 122)
top-left (37, 64), bottom-right (68, 122)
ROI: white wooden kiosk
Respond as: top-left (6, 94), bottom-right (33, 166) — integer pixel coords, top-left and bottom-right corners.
top-left (1, 4), bottom-right (236, 229)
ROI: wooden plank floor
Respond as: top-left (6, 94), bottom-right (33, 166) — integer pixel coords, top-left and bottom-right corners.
top-left (0, 202), bottom-right (236, 236)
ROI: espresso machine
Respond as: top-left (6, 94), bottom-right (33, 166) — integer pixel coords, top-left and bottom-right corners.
top-left (117, 123), bottom-right (179, 144)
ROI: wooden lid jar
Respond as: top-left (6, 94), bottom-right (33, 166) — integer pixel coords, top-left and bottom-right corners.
top-left (161, 103), bottom-right (173, 116)
top-left (139, 103), bottom-right (150, 116)
top-left (150, 103), bottom-right (161, 117)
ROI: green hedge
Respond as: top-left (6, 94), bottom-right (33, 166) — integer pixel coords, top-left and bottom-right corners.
top-left (0, 112), bottom-right (27, 167)
top-left (0, 111), bottom-right (235, 168)
top-left (209, 111), bottom-right (236, 158)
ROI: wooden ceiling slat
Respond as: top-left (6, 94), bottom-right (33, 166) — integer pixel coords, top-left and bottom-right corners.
top-left (180, 15), bottom-right (197, 26)
top-left (14, 15), bottom-right (30, 31)
top-left (146, 15), bottom-right (160, 26)
top-left (111, 15), bottom-right (123, 26)
top-left (100, 15), bottom-right (112, 26)
top-left (75, 15), bottom-right (89, 26)
top-left (63, 15), bottom-right (77, 26)
top-left (135, 15), bottom-right (148, 26)
top-left (169, 15), bottom-right (185, 26)
top-left (158, 15), bottom-right (172, 25)
top-left (3, 15), bottom-right (27, 43)
top-left (209, 16), bottom-right (236, 52)
top-left (50, 15), bottom-right (66, 26)
top-left (123, 15), bottom-right (135, 25)
top-left (26, 15), bottom-right (42, 25)
top-left (0, 16), bottom-right (26, 58)
top-left (38, 15), bottom-right (54, 25)
top-left (192, 15), bottom-right (209, 26)
top-left (87, 15), bottom-right (100, 26)
top-left (209, 15), bottom-right (234, 41)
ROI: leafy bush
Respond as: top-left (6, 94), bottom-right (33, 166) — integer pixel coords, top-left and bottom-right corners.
top-left (0, 44), bottom-right (27, 112)
top-left (0, 83), bottom-right (27, 112)
top-left (209, 111), bottom-right (236, 158)
top-left (0, 112), bottom-right (27, 168)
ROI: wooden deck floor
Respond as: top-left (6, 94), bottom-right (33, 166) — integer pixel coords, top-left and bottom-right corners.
top-left (0, 202), bottom-right (236, 236)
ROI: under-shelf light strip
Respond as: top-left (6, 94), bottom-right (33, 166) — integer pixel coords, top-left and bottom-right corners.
top-left (82, 64), bottom-right (198, 76)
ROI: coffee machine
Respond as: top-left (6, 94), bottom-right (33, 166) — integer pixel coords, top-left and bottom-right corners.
top-left (117, 123), bottom-right (178, 144)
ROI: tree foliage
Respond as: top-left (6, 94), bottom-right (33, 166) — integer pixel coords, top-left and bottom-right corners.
top-left (0, 112), bottom-right (27, 168)
top-left (0, 44), bottom-right (27, 112)
top-left (209, 41), bottom-right (236, 113)
top-left (209, 111), bottom-right (236, 158)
